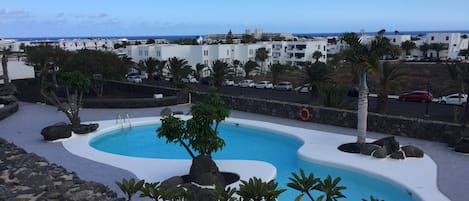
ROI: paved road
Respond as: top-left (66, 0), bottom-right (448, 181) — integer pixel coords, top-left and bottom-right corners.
top-left (148, 80), bottom-right (461, 122)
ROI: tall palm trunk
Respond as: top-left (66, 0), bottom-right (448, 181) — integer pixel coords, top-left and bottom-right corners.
top-left (357, 70), bottom-right (369, 144)
top-left (1, 54), bottom-right (10, 87)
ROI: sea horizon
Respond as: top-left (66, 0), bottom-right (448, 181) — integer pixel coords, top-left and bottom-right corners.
top-left (4, 30), bottom-right (469, 42)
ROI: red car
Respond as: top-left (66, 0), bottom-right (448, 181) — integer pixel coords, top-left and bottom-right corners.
top-left (398, 90), bottom-right (433, 103)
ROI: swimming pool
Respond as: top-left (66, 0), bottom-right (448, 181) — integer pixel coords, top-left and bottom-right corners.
top-left (63, 117), bottom-right (449, 201)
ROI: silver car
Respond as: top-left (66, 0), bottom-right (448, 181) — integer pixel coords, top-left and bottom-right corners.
top-left (438, 93), bottom-right (467, 105)
top-left (255, 81), bottom-right (274, 89)
top-left (274, 81), bottom-right (293, 90)
top-left (239, 80), bottom-right (255, 88)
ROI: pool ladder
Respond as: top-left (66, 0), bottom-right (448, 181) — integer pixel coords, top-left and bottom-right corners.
top-left (116, 113), bottom-right (132, 130)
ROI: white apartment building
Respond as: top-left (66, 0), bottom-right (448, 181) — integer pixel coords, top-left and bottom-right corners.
top-left (125, 40), bottom-right (327, 75)
top-left (126, 43), bottom-right (274, 70)
top-left (386, 35), bottom-right (412, 46)
top-left (272, 40), bottom-right (328, 65)
top-left (416, 33), bottom-right (469, 59)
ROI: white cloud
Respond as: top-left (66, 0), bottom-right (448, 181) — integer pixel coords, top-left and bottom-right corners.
top-left (0, 8), bottom-right (31, 19)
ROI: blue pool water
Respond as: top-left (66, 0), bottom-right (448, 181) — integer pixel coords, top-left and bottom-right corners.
top-left (90, 123), bottom-right (419, 201)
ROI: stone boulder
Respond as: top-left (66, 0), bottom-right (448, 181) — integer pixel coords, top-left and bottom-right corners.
top-left (455, 138), bottom-right (469, 153)
top-left (401, 145), bottom-right (424, 158)
top-left (0, 95), bottom-right (17, 105)
top-left (360, 143), bottom-right (381, 156)
top-left (338, 143), bottom-right (361, 153)
top-left (161, 176), bottom-right (185, 190)
top-left (72, 123), bottom-right (99, 134)
top-left (0, 85), bottom-right (17, 96)
top-left (446, 131), bottom-right (462, 148)
top-left (160, 107), bottom-right (172, 116)
top-left (181, 183), bottom-right (214, 201)
top-left (372, 136), bottom-right (400, 155)
top-left (41, 122), bottom-right (72, 141)
top-left (372, 147), bottom-right (388, 158)
top-left (390, 150), bottom-right (405, 160)
top-left (189, 155), bottom-right (225, 186)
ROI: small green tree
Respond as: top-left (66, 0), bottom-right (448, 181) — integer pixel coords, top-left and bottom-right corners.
top-left (303, 61), bottom-right (331, 104)
top-left (238, 177), bottom-right (286, 201)
top-left (288, 169), bottom-right (347, 201)
top-left (255, 47), bottom-right (269, 73)
top-left (211, 60), bottom-right (230, 88)
top-left (243, 60), bottom-right (259, 78)
top-left (157, 88), bottom-right (230, 158)
top-left (41, 71), bottom-right (90, 129)
top-left (313, 51), bottom-right (324, 63)
top-left (115, 178), bottom-right (145, 201)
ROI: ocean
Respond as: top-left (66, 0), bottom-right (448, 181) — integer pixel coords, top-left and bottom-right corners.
top-left (8, 30), bottom-right (469, 41)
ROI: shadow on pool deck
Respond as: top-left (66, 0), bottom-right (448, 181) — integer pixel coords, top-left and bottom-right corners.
top-left (0, 101), bottom-right (468, 201)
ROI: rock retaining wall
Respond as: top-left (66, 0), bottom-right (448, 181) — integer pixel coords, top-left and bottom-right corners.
top-left (191, 92), bottom-right (466, 144)
top-left (0, 102), bottom-right (18, 121)
top-left (0, 138), bottom-right (122, 201)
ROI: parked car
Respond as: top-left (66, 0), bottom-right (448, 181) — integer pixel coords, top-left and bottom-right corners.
top-left (223, 79), bottom-right (235, 86)
top-left (239, 79), bottom-right (255, 88)
top-left (438, 93), bottom-right (467, 105)
top-left (181, 75), bottom-right (198, 83)
top-left (404, 55), bottom-right (414, 62)
top-left (255, 81), bottom-right (274, 89)
top-left (274, 81), bottom-right (293, 91)
top-left (295, 83), bottom-right (311, 93)
top-left (127, 75), bottom-right (142, 83)
top-left (398, 90), bottom-right (433, 103)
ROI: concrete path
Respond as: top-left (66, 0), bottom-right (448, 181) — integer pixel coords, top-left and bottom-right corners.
top-left (0, 102), bottom-right (467, 201)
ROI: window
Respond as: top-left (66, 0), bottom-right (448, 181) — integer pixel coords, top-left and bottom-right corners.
top-left (323, 46), bottom-right (326, 51)
top-left (203, 50), bottom-right (209, 56)
top-left (227, 49), bottom-right (229, 55)
top-left (156, 51), bottom-right (161, 57)
top-left (204, 60), bottom-right (208, 65)
top-left (317, 45), bottom-right (320, 50)
top-left (446, 36), bottom-right (449, 40)
top-left (431, 36), bottom-right (435, 40)
top-left (144, 50), bottom-right (148, 56)
top-left (393, 39), bottom-right (396, 43)
top-left (249, 49), bottom-right (253, 55)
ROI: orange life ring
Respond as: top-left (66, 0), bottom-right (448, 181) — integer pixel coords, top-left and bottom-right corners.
top-left (299, 108), bottom-right (311, 121)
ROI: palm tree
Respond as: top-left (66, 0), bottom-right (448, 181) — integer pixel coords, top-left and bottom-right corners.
top-left (303, 61), bottom-right (330, 104)
top-left (376, 62), bottom-right (406, 113)
top-left (269, 63), bottom-right (290, 84)
top-left (243, 60), bottom-right (259, 78)
top-left (143, 57), bottom-right (159, 80)
top-left (156, 60), bottom-right (167, 80)
top-left (255, 47), bottom-right (269, 73)
top-left (446, 62), bottom-right (469, 122)
top-left (312, 51), bottom-right (323, 63)
top-left (430, 43), bottom-right (446, 59)
top-left (211, 60), bottom-right (229, 88)
top-left (194, 63), bottom-right (205, 80)
top-left (341, 30), bottom-right (398, 144)
top-left (401, 40), bottom-right (417, 55)
top-left (419, 43), bottom-right (431, 58)
top-left (166, 57), bottom-right (192, 86)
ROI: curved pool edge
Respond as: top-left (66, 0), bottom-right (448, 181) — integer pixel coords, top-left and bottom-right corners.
top-left (61, 116), bottom-right (277, 189)
top-left (62, 116), bottom-right (449, 201)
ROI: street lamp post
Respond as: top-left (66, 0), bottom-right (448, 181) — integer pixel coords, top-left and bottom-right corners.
top-left (425, 81), bottom-right (431, 117)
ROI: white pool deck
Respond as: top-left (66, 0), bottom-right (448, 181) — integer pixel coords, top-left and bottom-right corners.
top-left (1, 102), bottom-right (468, 201)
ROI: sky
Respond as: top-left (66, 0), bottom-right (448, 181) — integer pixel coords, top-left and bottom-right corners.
top-left (1, 0), bottom-right (469, 38)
